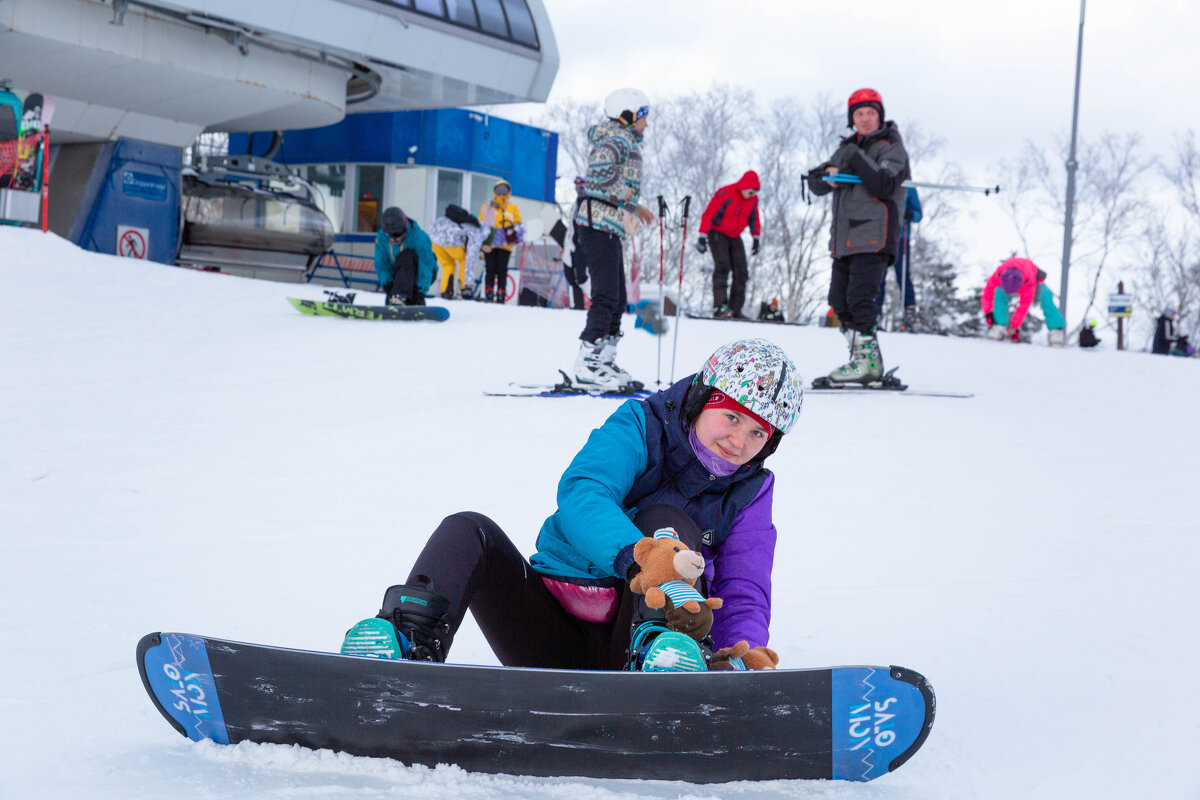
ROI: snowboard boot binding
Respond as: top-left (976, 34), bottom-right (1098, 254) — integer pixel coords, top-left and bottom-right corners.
top-left (341, 577), bottom-right (452, 662)
top-left (1048, 328), bottom-right (1065, 347)
top-left (626, 621), bottom-right (710, 672)
top-left (827, 329), bottom-right (884, 385)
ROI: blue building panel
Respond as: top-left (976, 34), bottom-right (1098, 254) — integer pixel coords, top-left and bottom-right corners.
top-left (229, 109), bottom-right (557, 203)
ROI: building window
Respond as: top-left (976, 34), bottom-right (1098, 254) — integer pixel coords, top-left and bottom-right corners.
top-left (473, 0), bottom-right (508, 37)
top-left (356, 165), bottom-right (385, 232)
top-left (470, 174), bottom-right (496, 217)
top-left (373, 0), bottom-right (539, 50)
top-left (436, 169), bottom-right (464, 218)
top-left (305, 164), bottom-right (346, 234)
top-left (499, 0), bottom-right (537, 47)
top-left (445, 0), bottom-right (478, 27)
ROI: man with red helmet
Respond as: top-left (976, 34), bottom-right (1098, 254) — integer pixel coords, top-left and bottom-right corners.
top-left (697, 170), bottom-right (762, 319)
top-left (805, 88), bottom-right (911, 384)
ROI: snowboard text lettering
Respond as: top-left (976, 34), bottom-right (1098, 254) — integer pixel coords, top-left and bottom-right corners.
top-left (848, 697), bottom-right (897, 749)
top-left (163, 662), bottom-right (210, 716)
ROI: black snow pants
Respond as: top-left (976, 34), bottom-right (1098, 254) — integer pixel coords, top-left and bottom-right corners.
top-left (828, 252), bottom-right (891, 334)
top-left (575, 226), bottom-right (626, 342)
top-left (403, 504), bottom-right (702, 670)
top-left (483, 248), bottom-right (511, 299)
top-left (385, 249), bottom-right (422, 304)
top-left (709, 230), bottom-right (748, 314)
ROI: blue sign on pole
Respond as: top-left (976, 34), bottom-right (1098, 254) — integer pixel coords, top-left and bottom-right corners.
top-left (1107, 292), bottom-right (1132, 317)
top-left (122, 170), bottom-right (169, 202)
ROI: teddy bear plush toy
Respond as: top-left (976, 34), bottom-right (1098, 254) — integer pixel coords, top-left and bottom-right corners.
top-left (629, 529), bottom-right (779, 670)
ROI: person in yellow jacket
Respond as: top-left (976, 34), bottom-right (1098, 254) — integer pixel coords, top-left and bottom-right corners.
top-left (478, 180), bottom-right (524, 303)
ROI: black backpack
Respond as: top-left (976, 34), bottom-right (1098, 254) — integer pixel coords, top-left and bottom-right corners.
top-left (445, 204), bottom-right (479, 227)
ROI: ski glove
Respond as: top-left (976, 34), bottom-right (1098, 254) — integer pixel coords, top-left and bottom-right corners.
top-left (696, 237), bottom-right (708, 254)
top-left (751, 237), bottom-right (760, 256)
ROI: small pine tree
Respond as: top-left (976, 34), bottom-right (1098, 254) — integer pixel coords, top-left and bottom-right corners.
top-left (909, 237), bottom-right (982, 336)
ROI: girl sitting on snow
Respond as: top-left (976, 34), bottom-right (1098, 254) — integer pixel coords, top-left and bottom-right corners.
top-left (340, 338), bottom-right (803, 671)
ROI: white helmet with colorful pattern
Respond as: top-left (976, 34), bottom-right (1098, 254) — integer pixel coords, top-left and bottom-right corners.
top-left (698, 338), bottom-right (803, 434)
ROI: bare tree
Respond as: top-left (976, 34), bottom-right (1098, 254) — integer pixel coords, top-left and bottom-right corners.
top-left (995, 132), bottom-right (1152, 337)
top-left (1137, 132), bottom-right (1200, 346)
top-left (637, 84), bottom-right (759, 315)
top-left (534, 98), bottom-right (601, 208)
top-left (749, 95), bottom-right (842, 323)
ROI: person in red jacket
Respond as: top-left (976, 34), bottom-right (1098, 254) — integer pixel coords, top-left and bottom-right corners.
top-left (697, 171), bottom-right (762, 319)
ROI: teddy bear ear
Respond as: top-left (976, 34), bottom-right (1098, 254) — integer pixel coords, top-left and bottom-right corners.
top-left (633, 537), bottom-right (655, 561)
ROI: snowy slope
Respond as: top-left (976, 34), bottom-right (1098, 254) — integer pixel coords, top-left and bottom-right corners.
top-left (2, 227), bottom-right (1198, 800)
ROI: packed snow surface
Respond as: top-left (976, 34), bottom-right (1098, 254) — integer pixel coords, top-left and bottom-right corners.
top-left (3, 228), bottom-right (1197, 799)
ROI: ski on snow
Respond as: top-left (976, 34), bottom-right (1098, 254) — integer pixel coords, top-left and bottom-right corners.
top-left (486, 370), bottom-right (651, 399)
top-left (810, 367), bottom-right (973, 398)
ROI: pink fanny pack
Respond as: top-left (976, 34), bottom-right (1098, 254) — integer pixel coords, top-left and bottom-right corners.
top-left (542, 577), bottom-right (620, 623)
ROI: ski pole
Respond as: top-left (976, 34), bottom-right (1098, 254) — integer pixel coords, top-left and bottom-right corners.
top-left (669, 195), bottom-right (691, 383)
top-left (656, 195), bottom-right (667, 386)
top-left (818, 173), bottom-right (1002, 196)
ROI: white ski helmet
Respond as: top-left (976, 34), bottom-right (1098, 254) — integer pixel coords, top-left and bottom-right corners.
top-left (604, 88), bottom-right (651, 125)
top-left (698, 338), bottom-right (803, 434)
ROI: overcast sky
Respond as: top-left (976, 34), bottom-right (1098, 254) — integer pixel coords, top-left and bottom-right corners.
top-left (501, 0), bottom-right (1199, 306)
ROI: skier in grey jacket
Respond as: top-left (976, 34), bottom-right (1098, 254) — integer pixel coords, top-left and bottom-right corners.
top-left (806, 88), bottom-right (910, 384)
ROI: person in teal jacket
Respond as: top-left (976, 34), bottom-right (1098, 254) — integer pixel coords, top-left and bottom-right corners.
top-left (374, 207), bottom-right (437, 305)
top-left (340, 338), bottom-right (804, 673)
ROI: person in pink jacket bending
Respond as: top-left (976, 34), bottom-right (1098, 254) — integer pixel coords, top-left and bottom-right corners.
top-left (981, 257), bottom-right (1066, 346)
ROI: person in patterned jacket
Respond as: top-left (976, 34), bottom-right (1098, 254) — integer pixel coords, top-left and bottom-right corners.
top-left (569, 88), bottom-right (656, 391)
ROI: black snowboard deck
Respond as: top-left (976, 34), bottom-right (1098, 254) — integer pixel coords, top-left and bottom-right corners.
top-left (137, 632), bottom-right (934, 784)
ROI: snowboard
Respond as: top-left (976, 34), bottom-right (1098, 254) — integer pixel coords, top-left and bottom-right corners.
top-left (287, 297), bottom-right (449, 322)
top-left (137, 632), bottom-right (935, 783)
top-left (0, 90), bottom-right (19, 190)
top-left (11, 93), bottom-right (43, 190)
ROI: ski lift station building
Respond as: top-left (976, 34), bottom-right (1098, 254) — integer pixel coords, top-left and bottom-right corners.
top-left (0, 0), bottom-right (560, 278)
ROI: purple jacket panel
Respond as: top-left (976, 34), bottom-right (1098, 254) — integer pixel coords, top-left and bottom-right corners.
top-left (703, 471), bottom-right (776, 650)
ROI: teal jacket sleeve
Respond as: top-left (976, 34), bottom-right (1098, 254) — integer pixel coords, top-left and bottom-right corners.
top-left (373, 231), bottom-right (393, 287)
top-left (413, 229), bottom-right (437, 294)
top-left (541, 401), bottom-right (650, 578)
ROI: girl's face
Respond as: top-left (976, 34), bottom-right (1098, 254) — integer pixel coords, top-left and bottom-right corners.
top-left (693, 406), bottom-right (770, 466)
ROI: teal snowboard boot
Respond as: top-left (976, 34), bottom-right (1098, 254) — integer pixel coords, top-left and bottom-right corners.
top-left (341, 617), bottom-right (410, 660)
top-left (627, 621), bottom-right (709, 672)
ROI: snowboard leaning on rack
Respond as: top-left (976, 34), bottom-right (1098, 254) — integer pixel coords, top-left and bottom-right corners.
top-left (287, 297), bottom-right (449, 322)
top-left (137, 631), bottom-right (935, 783)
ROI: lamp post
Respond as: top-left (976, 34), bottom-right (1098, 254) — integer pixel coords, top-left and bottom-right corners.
top-left (1059, 0), bottom-right (1086, 325)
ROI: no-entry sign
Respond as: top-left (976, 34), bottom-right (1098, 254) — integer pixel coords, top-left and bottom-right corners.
top-left (116, 225), bottom-right (150, 259)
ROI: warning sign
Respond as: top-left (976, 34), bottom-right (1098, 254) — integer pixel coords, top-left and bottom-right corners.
top-left (116, 225), bottom-right (150, 259)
